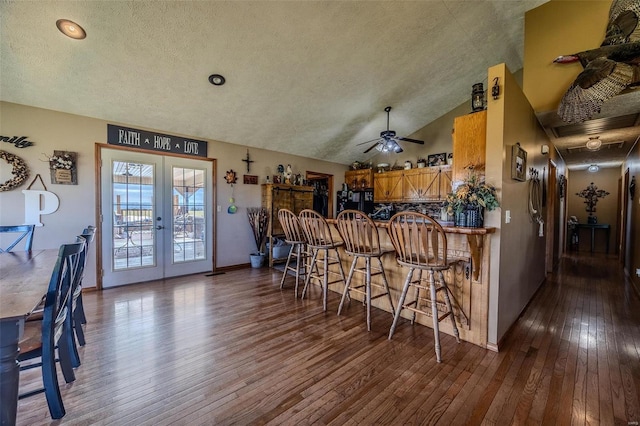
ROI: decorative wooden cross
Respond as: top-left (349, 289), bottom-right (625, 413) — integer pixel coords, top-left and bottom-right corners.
top-left (242, 149), bottom-right (254, 172)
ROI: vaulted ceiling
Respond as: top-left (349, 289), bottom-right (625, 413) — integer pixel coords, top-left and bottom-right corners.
top-left (1, 1), bottom-right (551, 166)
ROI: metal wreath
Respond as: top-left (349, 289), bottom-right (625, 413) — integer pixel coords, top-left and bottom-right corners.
top-left (0, 150), bottom-right (29, 191)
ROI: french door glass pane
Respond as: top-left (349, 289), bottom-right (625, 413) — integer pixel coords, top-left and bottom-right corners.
top-left (112, 161), bottom-right (155, 270)
top-left (172, 167), bottom-right (205, 263)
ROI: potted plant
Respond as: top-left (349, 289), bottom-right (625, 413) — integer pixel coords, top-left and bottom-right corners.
top-left (247, 207), bottom-right (269, 267)
top-left (416, 157), bottom-right (427, 168)
top-left (442, 167), bottom-right (499, 227)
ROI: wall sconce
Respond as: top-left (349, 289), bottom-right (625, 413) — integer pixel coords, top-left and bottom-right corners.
top-left (541, 144), bottom-right (549, 155)
top-left (471, 83), bottom-right (485, 112)
top-left (630, 176), bottom-right (636, 200)
top-left (491, 77), bottom-right (500, 100)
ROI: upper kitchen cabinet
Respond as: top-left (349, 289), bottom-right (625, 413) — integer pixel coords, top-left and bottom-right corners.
top-left (345, 169), bottom-right (374, 190)
top-left (402, 168), bottom-right (440, 201)
top-left (452, 110), bottom-right (486, 183)
top-left (373, 170), bottom-right (403, 203)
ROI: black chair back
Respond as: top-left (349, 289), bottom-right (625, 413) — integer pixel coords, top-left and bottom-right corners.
top-left (0, 224), bottom-right (35, 252)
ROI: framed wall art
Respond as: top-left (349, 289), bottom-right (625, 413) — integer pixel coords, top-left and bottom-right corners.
top-left (49, 150), bottom-right (77, 185)
top-left (511, 144), bottom-right (527, 181)
top-left (427, 152), bottom-right (446, 167)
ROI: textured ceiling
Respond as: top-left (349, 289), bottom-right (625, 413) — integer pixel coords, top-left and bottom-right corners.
top-left (0, 0), bottom-right (550, 166)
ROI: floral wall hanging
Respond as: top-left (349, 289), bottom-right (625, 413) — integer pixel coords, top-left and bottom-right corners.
top-left (47, 150), bottom-right (77, 185)
top-left (0, 150), bottom-right (29, 191)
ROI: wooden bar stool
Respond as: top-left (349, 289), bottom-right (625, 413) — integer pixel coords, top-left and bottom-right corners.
top-left (298, 209), bottom-right (347, 311)
top-left (277, 208), bottom-right (308, 297)
top-left (386, 212), bottom-right (461, 362)
top-left (335, 209), bottom-right (395, 331)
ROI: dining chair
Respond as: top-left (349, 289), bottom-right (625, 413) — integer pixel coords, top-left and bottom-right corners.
top-left (386, 212), bottom-right (462, 363)
top-left (72, 230), bottom-right (95, 346)
top-left (18, 240), bottom-right (85, 419)
top-left (0, 224), bottom-right (35, 252)
top-left (277, 208), bottom-right (307, 297)
top-left (334, 209), bottom-right (395, 331)
top-left (298, 209), bottom-right (347, 311)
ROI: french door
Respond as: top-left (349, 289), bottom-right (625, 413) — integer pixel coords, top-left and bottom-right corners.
top-left (100, 149), bottom-right (213, 287)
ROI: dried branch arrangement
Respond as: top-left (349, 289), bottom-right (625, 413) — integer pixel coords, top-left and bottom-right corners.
top-left (247, 207), bottom-right (269, 252)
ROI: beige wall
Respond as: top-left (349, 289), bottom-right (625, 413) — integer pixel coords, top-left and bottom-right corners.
top-left (0, 101), bottom-right (348, 287)
top-left (622, 141), bottom-right (640, 292)
top-left (524, 0), bottom-right (610, 112)
top-left (567, 167), bottom-right (619, 253)
top-left (486, 63), bottom-right (562, 345)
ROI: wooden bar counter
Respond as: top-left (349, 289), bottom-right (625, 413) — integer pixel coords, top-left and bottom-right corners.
top-left (325, 219), bottom-right (496, 349)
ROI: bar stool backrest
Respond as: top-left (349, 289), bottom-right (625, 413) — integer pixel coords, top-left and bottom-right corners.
top-left (278, 209), bottom-right (306, 244)
top-left (298, 209), bottom-right (337, 248)
top-left (386, 212), bottom-right (448, 269)
top-left (335, 209), bottom-right (381, 256)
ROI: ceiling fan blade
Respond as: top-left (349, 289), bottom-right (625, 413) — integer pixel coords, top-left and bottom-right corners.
top-left (363, 142), bottom-right (379, 153)
top-left (356, 137), bottom-right (382, 146)
top-left (398, 137), bottom-right (424, 145)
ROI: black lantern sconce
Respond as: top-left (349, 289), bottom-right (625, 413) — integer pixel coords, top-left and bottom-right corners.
top-left (491, 77), bottom-right (500, 100)
top-left (630, 176), bottom-right (636, 200)
top-left (471, 83), bottom-right (485, 112)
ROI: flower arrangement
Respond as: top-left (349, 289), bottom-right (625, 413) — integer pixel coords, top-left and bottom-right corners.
top-left (49, 153), bottom-right (75, 170)
top-left (442, 168), bottom-right (499, 216)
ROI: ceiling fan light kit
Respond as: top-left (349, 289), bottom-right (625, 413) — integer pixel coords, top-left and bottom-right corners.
top-left (586, 136), bottom-right (602, 151)
top-left (358, 106), bottom-right (424, 154)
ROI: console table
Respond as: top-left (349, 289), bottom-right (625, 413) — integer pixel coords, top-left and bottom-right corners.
top-left (577, 223), bottom-right (610, 253)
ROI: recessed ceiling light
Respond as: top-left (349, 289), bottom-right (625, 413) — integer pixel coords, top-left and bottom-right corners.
top-left (56, 19), bottom-right (86, 40)
top-left (208, 74), bottom-right (226, 86)
top-left (588, 164), bottom-right (599, 172)
top-left (586, 136), bottom-right (602, 151)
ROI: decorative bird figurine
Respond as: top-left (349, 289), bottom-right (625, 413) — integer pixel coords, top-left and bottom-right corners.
top-left (555, 0), bottom-right (640, 123)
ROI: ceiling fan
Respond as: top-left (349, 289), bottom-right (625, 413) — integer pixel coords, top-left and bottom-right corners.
top-left (357, 106), bottom-right (424, 154)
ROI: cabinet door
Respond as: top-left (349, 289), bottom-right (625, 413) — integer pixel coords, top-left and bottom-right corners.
top-left (402, 168), bottom-right (439, 201)
top-left (373, 170), bottom-right (403, 202)
top-left (439, 167), bottom-right (452, 200)
top-left (345, 169), bottom-right (374, 189)
top-left (452, 110), bottom-right (486, 184)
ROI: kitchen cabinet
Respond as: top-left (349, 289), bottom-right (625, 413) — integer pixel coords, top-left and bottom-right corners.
top-left (440, 167), bottom-right (452, 197)
top-left (373, 170), bottom-right (403, 203)
top-left (452, 110), bottom-right (486, 184)
top-left (374, 166), bottom-right (451, 203)
top-left (344, 169), bottom-right (374, 189)
top-left (261, 183), bottom-right (313, 266)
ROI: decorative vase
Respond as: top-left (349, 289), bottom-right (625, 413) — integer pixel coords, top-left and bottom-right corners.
top-left (465, 207), bottom-right (484, 228)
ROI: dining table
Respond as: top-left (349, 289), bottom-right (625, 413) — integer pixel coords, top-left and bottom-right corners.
top-left (0, 249), bottom-right (59, 426)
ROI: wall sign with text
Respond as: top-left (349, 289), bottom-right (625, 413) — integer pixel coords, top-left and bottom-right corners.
top-left (107, 125), bottom-right (208, 158)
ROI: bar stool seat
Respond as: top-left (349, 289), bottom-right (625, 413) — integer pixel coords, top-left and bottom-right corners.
top-left (277, 208), bottom-right (308, 297)
top-left (298, 209), bottom-right (347, 311)
top-left (335, 209), bottom-right (395, 331)
top-left (386, 212), bottom-right (463, 363)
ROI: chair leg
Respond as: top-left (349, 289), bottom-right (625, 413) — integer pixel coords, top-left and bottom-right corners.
top-left (294, 244), bottom-right (304, 298)
top-left (322, 249), bottom-right (329, 311)
top-left (439, 271), bottom-right (460, 343)
top-left (338, 256), bottom-right (358, 316)
top-left (377, 257), bottom-right (395, 316)
top-left (411, 269), bottom-right (422, 325)
top-left (280, 249), bottom-right (294, 289)
top-left (301, 249), bottom-right (319, 300)
top-left (365, 258), bottom-right (372, 331)
top-left (58, 325), bottom-right (77, 381)
top-left (76, 293), bottom-right (87, 325)
top-left (428, 270), bottom-right (442, 363)
top-left (74, 314), bottom-right (86, 347)
top-left (41, 344), bottom-right (66, 419)
top-left (388, 268), bottom-right (414, 339)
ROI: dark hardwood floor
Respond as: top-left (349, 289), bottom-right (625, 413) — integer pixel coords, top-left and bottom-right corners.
top-left (17, 253), bottom-right (640, 425)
